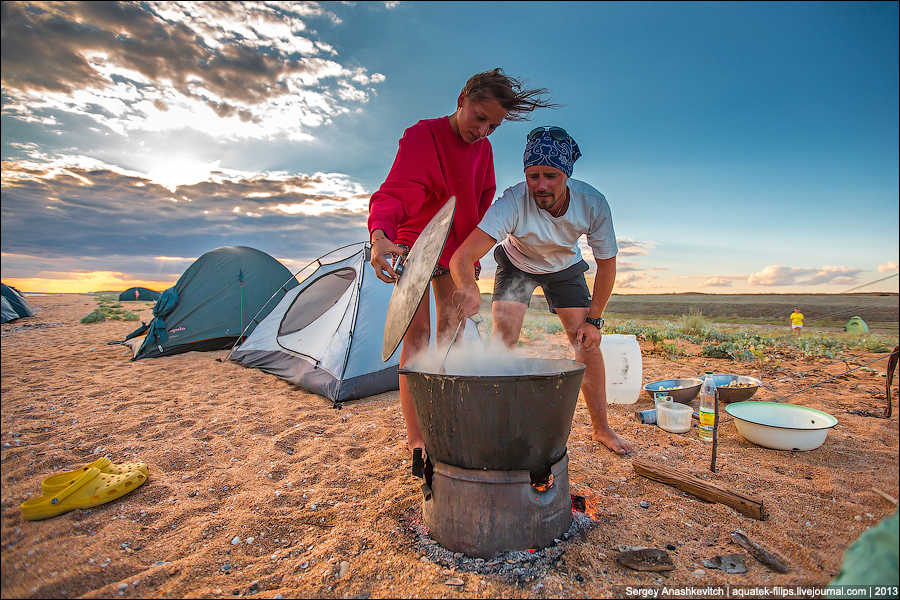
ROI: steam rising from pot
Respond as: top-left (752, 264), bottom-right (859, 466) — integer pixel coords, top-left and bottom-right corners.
top-left (405, 321), bottom-right (580, 377)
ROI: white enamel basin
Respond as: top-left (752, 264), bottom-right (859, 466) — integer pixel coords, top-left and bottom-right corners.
top-left (725, 401), bottom-right (838, 451)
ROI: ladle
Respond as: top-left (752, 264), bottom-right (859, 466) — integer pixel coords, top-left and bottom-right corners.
top-left (438, 314), bottom-right (490, 374)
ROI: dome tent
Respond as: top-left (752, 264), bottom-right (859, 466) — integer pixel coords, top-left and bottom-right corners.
top-left (845, 316), bottom-right (869, 333)
top-left (1, 283), bottom-right (35, 322)
top-left (123, 247), bottom-right (297, 360)
top-left (229, 243), bottom-right (401, 404)
top-left (1, 296), bottom-right (20, 324)
top-left (119, 287), bottom-right (161, 302)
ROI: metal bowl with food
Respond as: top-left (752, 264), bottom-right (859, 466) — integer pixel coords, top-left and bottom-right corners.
top-left (643, 378), bottom-right (703, 404)
top-left (725, 401), bottom-right (838, 451)
top-left (705, 374), bottom-right (762, 403)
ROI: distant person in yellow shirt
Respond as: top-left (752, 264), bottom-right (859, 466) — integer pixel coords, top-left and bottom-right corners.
top-left (790, 308), bottom-right (804, 337)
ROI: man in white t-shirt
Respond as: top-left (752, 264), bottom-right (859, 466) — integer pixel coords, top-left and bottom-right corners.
top-left (450, 126), bottom-right (632, 455)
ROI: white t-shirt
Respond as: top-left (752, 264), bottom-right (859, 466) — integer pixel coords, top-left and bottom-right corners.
top-left (477, 179), bottom-right (617, 275)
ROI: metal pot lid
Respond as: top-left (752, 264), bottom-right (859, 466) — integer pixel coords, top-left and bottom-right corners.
top-left (382, 196), bottom-right (456, 362)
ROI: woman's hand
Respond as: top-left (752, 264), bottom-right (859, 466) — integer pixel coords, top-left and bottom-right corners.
top-left (370, 233), bottom-right (405, 283)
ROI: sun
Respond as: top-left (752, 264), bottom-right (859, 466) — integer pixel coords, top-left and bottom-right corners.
top-left (144, 159), bottom-right (222, 192)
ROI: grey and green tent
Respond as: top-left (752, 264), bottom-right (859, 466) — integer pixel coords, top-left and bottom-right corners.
top-left (1, 283), bottom-right (35, 322)
top-left (125, 246), bottom-right (296, 360)
top-left (1, 296), bottom-right (21, 324)
top-left (229, 243), bottom-right (400, 404)
top-left (119, 287), bottom-right (161, 302)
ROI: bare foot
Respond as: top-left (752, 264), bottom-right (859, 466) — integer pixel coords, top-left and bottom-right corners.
top-left (592, 426), bottom-right (633, 455)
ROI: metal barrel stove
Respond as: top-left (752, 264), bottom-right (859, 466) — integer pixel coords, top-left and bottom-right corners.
top-left (400, 356), bottom-right (585, 558)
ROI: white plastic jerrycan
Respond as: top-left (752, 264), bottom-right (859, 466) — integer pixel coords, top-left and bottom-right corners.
top-left (600, 334), bottom-right (643, 404)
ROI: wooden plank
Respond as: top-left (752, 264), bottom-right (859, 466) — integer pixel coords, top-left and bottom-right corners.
top-left (730, 529), bottom-right (790, 573)
top-left (632, 457), bottom-right (768, 521)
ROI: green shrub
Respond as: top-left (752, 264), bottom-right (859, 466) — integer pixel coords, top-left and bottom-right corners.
top-left (658, 341), bottom-right (682, 358)
top-left (80, 310), bottom-right (108, 323)
top-left (702, 344), bottom-right (731, 359)
top-left (82, 296), bottom-right (143, 323)
top-left (543, 321), bottom-right (564, 334)
top-left (675, 309), bottom-right (709, 336)
top-left (521, 323), bottom-right (544, 341)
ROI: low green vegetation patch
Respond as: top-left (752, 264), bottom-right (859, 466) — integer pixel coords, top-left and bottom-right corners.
top-left (604, 312), bottom-right (897, 365)
top-left (80, 294), bottom-right (142, 324)
top-left (513, 308), bottom-right (897, 369)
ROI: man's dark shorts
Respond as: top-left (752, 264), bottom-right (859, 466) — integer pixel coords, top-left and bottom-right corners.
top-left (492, 245), bottom-right (590, 314)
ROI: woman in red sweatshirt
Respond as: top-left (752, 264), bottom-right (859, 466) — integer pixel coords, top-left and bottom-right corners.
top-left (368, 68), bottom-right (554, 471)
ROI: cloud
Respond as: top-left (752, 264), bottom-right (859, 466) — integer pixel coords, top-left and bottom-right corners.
top-left (1, 1), bottom-right (385, 142)
top-left (577, 237), bottom-right (656, 268)
top-left (878, 261), bottom-right (899, 273)
top-left (747, 265), bottom-right (863, 287)
top-left (0, 154), bottom-right (371, 269)
top-left (615, 238), bottom-right (657, 257)
top-left (699, 277), bottom-right (734, 288)
top-left (615, 261), bottom-right (646, 273)
top-left (615, 272), bottom-right (657, 289)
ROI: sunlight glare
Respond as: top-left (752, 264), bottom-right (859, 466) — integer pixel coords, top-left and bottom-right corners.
top-left (145, 159), bottom-right (221, 192)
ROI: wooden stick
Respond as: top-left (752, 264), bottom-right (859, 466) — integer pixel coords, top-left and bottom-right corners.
top-left (730, 529), bottom-right (790, 573)
top-left (884, 346), bottom-right (898, 419)
top-left (711, 391), bottom-right (720, 472)
top-left (871, 487), bottom-right (899, 505)
top-left (632, 457), bottom-right (768, 520)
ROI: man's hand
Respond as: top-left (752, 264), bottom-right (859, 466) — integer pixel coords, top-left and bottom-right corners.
top-left (452, 287), bottom-right (483, 321)
top-left (575, 322), bottom-right (602, 351)
top-left (370, 236), bottom-right (405, 283)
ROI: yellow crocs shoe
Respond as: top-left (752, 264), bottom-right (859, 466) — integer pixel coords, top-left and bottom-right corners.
top-left (21, 466), bottom-right (148, 521)
top-left (40, 457), bottom-right (149, 494)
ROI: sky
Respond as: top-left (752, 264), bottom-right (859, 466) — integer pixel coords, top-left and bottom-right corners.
top-left (2, 1), bottom-right (898, 296)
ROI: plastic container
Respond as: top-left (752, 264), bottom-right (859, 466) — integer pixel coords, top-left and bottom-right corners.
top-left (657, 401), bottom-right (692, 434)
top-left (601, 334), bottom-right (643, 404)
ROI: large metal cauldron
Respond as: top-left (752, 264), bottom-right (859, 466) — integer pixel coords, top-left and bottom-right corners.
top-left (400, 357), bottom-right (585, 477)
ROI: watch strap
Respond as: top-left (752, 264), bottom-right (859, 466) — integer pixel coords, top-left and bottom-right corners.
top-left (585, 316), bottom-right (605, 329)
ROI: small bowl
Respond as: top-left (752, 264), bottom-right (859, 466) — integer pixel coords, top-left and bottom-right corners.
top-left (656, 401), bottom-right (693, 434)
top-left (705, 374), bottom-right (762, 404)
top-left (725, 401), bottom-right (838, 451)
top-left (644, 378), bottom-right (703, 404)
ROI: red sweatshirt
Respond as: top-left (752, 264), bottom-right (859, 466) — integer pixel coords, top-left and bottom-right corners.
top-left (367, 116), bottom-right (496, 269)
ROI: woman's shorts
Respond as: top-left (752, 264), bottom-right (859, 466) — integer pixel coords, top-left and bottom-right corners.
top-left (395, 243), bottom-right (481, 280)
top-left (492, 245), bottom-right (590, 313)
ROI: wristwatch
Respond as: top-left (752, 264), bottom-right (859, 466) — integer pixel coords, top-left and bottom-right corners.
top-left (585, 316), bottom-right (605, 330)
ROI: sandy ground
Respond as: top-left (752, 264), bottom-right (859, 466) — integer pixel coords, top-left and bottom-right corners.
top-left (2, 294), bottom-right (898, 599)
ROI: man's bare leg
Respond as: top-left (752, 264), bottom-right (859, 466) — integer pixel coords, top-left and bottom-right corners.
top-left (491, 299), bottom-right (528, 348)
top-left (556, 307), bottom-right (633, 455)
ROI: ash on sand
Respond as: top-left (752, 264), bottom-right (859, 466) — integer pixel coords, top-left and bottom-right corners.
top-left (400, 504), bottom-right (598, 585)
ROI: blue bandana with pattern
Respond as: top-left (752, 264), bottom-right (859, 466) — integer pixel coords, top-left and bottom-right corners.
top-left (523, 131), bottom-right (582, 176)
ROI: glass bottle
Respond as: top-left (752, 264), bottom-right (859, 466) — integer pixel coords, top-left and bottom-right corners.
top-left (698, 371), bottom-right (717, 442)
